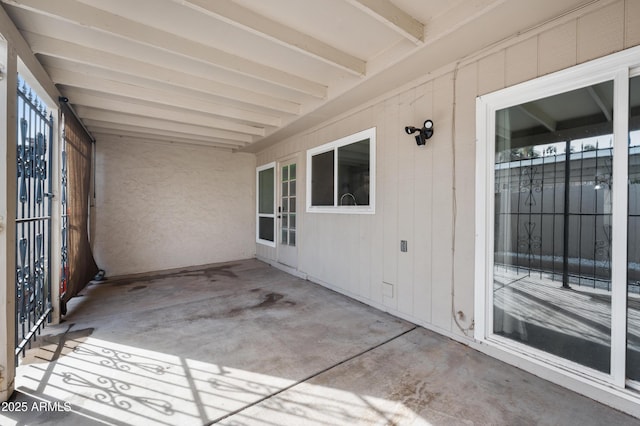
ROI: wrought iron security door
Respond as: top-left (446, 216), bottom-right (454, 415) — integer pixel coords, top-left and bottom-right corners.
top-left (494, 140), bottom-right (615, 290)
top-left (15, 77), bottom-right (53, 357)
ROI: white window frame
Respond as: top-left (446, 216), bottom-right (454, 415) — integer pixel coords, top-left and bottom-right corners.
top-left (475, 45), bottom-right (640, 389)
top-left (306, 127), bottom-right (376, 214)
top-left (256, 162), bottom-right (276, 247)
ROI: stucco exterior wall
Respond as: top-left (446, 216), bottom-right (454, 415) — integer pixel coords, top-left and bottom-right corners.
top-left (256, 0), bottom-right (640, 341)
top-left (94, 138), bottom-right (256, 276)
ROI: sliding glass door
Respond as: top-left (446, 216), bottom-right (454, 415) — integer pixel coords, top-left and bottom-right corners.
top-left (477, 48), bottom-right (640, 389)
top-left (493, 80), bottom-right (614, 373)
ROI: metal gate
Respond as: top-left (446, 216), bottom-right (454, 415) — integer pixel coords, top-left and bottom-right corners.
top-left (15, 77), bottom-right (53, 357)
top-left (493, 139), bottom-right (635, 292)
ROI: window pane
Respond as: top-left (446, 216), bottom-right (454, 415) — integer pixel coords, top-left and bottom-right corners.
top-left (338, 139), bottom-right (370, 206)
top-left (290, 180), bottom-right (296, 196)
top-left (290, 196), bottom-right (296, 212)
top-left (258, 167), bottom-right (274, 214)
top-left (282, 165), bottom-right (289, 181)
top-left (258, 217), bottom-right (274, 242)
top-left (493, 81), bottom-right (613, 373)
top-left (311, 150), bottom-right (334, 206)
top-left (628, 75), bottom-right (640, 381)
top-left (290, 230), bottom-right (296, 246)
top-left (290, 164), bottom-right (296, 180)
top-left (290, 214), bottom-right (296, 229)
top-left (281, 229), bottom-right (288, 245)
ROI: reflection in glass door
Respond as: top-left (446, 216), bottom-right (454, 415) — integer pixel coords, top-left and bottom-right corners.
top-left (493, 80), bottom-right (614, 373)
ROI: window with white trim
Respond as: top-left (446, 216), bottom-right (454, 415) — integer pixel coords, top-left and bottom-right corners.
top-left (256, 163), bottom-right (275, 246)
top-left (306, 127), bottom-right (375, 214)
top-left (475, 46), bottom-right (640, 389)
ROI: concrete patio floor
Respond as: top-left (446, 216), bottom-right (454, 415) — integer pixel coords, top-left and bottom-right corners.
top-left (1, 259), bottom-right (638, 425)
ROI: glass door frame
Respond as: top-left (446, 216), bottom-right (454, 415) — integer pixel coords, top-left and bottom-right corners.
top-left (475, 46), bottom-right (640, 389)
top-left (256, 162), bottom-right (276, 248)
top-left (277, 156), bottom-right (299, 268)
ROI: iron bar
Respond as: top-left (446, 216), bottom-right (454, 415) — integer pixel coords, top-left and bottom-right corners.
top-left (562, 140), bottom-right (571, 288)
top-left (15, 216), bottom-right (51, 223)
top-left (15, 76), bottom-right (53, 360)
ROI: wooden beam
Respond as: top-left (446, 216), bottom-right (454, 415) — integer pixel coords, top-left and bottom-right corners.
top-left (47, 67), bottom-right (281, 127)
top-left (518, 103), bottom-right (557, 132)
top-left (90, 130), bottom-right (238, 151)
top-left (60, 87), bottom-right (265, 136)
top-left (26, 32), bottom-right (301, 115)
top-left (3, 0), bottom-right (327, 98)
top-left (0, 4), bottom-right (59, 103)
top-left (181, 0), bottom-right (366, 76)
top-left (345, 0), bottom-right (423, 44)
top-left (83, 120), bottom-right (247, 148)
top-left (587, 86), bottom-right (613, 122)
top-left (74, 106), bottom-right (254, 143)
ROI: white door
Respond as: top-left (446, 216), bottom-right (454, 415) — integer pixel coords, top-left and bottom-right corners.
top-left (277, 159), bottom-right (298, 268)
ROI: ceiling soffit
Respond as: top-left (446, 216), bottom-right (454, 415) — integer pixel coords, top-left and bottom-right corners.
top-left (1, 0), bottom-right (596, 152)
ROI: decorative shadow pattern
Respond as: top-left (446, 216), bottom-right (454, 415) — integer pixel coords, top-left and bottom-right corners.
top-left (72, 345), bottom-right (166, 375)
top-left (62, 371), bottom-right (174, 415)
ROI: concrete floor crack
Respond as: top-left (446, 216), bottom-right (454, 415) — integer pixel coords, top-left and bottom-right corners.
top-left (206, 325), bottom-right (419, 425)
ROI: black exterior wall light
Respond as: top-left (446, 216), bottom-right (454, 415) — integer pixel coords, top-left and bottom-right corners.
top-left (405, 119), bottom-right (434, 146)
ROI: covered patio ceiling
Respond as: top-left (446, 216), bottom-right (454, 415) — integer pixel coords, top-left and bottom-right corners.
top-left (2, 0), bottom-right (597, 152)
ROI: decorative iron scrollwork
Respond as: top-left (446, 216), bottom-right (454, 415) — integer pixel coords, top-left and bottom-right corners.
top-left (15, 76), bottom-right (53, 358)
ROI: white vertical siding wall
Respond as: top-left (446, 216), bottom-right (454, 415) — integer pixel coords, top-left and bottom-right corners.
top-left (94, 138), bottom-right (256, 276)
top-left (257, 0), bottom-right (640, 340)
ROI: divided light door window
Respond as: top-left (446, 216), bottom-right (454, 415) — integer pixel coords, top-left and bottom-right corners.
top-left (476, 47), bottom-right (640, 389)
top-left (280, 163), bottom-right (296, 247)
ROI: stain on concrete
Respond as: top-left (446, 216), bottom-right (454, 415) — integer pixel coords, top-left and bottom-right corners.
top-left (107, 264), bottom-right (239, 287)
top-left (224, 292), bottom-right (296, 317)
top-left (256, 292), bottom-right (284, 308)
top-left (389, 377), bottom-right (439, 413)
top-left (128, 285), bottom-right (147, 292)
top-left (203, 265), bottom-right (238, 281)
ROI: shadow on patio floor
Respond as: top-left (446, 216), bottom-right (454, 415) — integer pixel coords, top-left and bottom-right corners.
top-left (3, 259), bottom-right (638, 425)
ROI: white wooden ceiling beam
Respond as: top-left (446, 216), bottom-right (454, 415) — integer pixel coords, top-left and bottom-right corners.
top-left (518, 104), bottom-right (557, 132)
top-left (86, 123), bottom-right (244, 147)
top-left (344, 0), bottom-right (423, 44)
top-left (178, 0), bottom-right (365, 76)
top-left (47, 67), bottom-right (281, 127)
top-left (60, 87), bottom-right (265, 137)
top-left (25, 31), bottom-right (300, 115)
top-left (90, 129), bottom-right (239, 151)
top-left (44, 57), bottom-right (295, 121)
top-left (0, 5), bottom-right (59, 103)
top-left (587, 86), bottom-right (613, 122)
top-left (3, 0), bottom-right (328, 98)
top-left (75, 106), bottom-right (254, 143)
